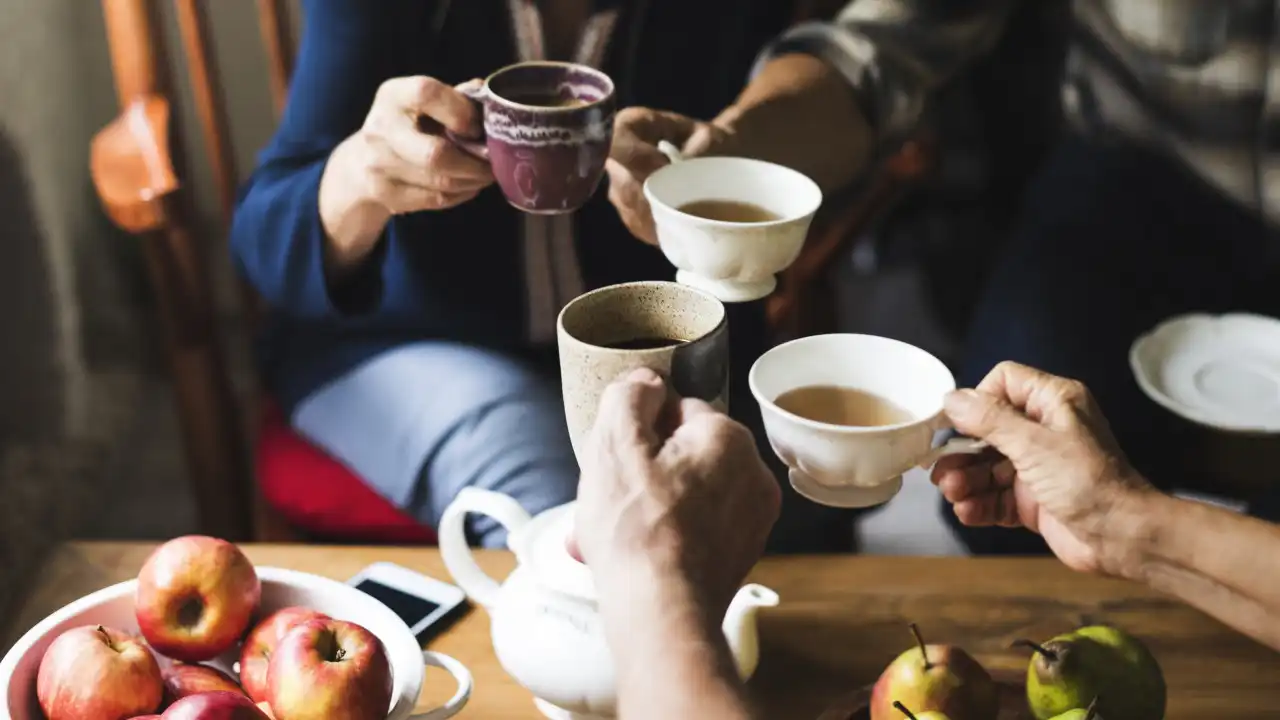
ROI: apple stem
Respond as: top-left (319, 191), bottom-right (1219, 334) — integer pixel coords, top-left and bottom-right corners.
top-left (893, 701), bottom-right (918, 720)
top-left (1084, 697), bottom-right (1099, 720)
top-left (909, 623), bottom-right (931, 671)
top-left (335, 648), bottom-right (346, 662)
top-left (1011, 638), bottom-right (1058, 662)
top-left (95, 625), bottom-right (115, 652)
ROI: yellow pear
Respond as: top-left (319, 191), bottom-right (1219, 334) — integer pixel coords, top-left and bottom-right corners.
top-left (893, 700), bottom-right (952, 720)
top-left (870, 624), bottom-right (998, 720)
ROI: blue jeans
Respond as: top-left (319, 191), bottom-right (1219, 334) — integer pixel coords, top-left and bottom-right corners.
top-left (293, 343), bottom-right (578, 548)
top-left (948, 133), bottom-right (1280, 555)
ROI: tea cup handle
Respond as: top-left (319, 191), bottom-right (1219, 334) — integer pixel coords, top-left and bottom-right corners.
top-left (917, 436), bottom-right (989, 469)
top-left (657, 139), bottom-right (685, 165)
top-left (916, 417), bottom-right (990, 469)
top-left (408, 651), bottom-right (474, 720)
top-left (442, 81), bottom-right (489, 161)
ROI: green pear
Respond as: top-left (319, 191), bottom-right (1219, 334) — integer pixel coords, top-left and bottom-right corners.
top-left (1016, 625), bottom-right (1165, 720)
top-left (1049, 697), bottom-right (1100, 720)
top-left (893, 700), bottom-right (952, 720)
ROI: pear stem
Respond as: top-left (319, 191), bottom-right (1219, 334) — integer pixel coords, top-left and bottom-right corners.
top-left (909, 623), bottom-right (931, 671)
top-left (1011, 638), bottom-right (1058, 662)
top-left (893, 701), bottom-right (918, 720)
top-left (1084, 697), bottom-right (1099, 720)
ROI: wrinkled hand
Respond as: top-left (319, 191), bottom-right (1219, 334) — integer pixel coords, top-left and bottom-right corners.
top-left (606, 108), bottom-right (735, 245)
top-left (343, 75), bottom-right (494, 215)
top-left (571, 369), bottom-right (780, 615)
top-left (933, 361), bottom-right (1155, 576)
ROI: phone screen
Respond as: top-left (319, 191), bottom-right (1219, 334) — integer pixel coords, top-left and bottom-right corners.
top-left (354, 579), bottom-right (442, 626)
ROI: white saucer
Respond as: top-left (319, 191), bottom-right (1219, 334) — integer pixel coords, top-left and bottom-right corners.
top-left (1129, 313), bottom-right (1280, 434)
top-left (534, 698), bottom-right (610, 719)
top-left (789, 470), bottom-right (903, 508)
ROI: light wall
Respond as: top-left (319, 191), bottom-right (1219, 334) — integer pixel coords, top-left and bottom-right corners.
top-left (0, 0), bottom-right (299, 619)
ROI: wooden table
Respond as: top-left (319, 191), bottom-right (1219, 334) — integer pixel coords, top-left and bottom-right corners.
top-left (7, 543), bottom-right (1280, 718)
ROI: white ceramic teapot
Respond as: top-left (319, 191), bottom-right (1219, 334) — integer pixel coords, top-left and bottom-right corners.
top-left (439, 487), bottom-right (780, 720)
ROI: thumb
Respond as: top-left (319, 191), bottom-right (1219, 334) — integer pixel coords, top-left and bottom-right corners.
top-left (595, 368), bottom-right (670, 456)
top-left (944, 389), bottom-right (1045, 459)
top-left (612, 110), bottom-right (696, 171)
top-left (609, 138), bottom-right (670, 179)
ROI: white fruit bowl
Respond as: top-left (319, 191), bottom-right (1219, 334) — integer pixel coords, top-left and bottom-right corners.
top-left (0, 567), bottom-right (472, 720)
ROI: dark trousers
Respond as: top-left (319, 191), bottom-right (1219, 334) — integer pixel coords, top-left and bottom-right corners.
top-left (948, 132), bottom-right (1280, 555)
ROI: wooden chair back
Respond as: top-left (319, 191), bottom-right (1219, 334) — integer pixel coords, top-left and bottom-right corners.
top-left (89, 0), bottom-right (934, 542)
top-left (92, 0), bottom-right (294, 541)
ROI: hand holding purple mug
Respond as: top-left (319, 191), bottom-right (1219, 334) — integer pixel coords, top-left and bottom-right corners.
top-left (446, 61), bottom-right (617, 215)
top-left (317, 76), bottom-right (495, 274)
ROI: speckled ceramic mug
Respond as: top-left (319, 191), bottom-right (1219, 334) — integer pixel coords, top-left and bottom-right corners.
top-left (557, 281), bottom-right (729, 462)
top-left (453, 61), bottom-right (615, 214)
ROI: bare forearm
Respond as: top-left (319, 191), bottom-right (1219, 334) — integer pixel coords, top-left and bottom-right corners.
top-left (713, 53), bottom-right (871, 193)
top-left (318, 134), bottom-right (391, 278)
top-left (599, 568), bottom-right (754, 720)
top-left (715, 1), bottom-right (1018, 193)
top-left (1124, 492), bottom-right (1280, 650)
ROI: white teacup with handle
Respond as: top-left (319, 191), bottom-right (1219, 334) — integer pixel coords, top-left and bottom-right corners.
top-left (643, 141), bottom-right (821, 303)
top-left (748, 333), bottom-right (988, 508)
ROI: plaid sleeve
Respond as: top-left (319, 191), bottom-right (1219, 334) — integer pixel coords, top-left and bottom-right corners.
top-left (753, 0), bottom-right (1018, 141)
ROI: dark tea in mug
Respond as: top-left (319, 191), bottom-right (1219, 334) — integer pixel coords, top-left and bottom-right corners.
top-left (603, 336), bottom-right (689, 350)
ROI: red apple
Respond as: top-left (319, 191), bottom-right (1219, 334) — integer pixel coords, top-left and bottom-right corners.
top-left (37, 625), bottom-right (164, 720)
top-left (163, 663), bottom-right (246, 704)
top-left (161, 691), bottom-right (269, 719)
top-left (130, 716), bottom-right (162, 719)
top-left (268, 618), bottom-right (393, 720)
top-left (136, 535), bottom-right (261, 661)
top-left (237, 607), bottom-right (329, 702)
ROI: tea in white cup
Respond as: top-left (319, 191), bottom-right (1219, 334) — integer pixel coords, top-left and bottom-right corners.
top-left (748, 333), bottom-right (987, 508)
top-left (643, 142), bottom-right (822, 303)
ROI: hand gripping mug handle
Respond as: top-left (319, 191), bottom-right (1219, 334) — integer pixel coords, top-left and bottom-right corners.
top-left (408, 650), bottom-right (475, 719)
top-left (916, 417), bottom-right (989, 470)
top-left (442, 81), bottom-right (489, 161)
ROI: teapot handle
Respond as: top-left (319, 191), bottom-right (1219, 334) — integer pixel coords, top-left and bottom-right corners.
top-left (438, 488), bottom-right (532, 608)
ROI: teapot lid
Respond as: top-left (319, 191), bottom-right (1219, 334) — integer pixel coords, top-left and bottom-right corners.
top-left (512, 501), bottom-right (598, 600)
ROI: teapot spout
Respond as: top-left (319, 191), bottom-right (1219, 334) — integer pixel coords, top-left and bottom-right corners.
top-left (722, 583), bottom-right (779, 681)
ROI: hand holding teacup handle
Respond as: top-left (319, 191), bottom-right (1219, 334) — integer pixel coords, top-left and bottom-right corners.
top-left (916, 422), bottom-right (989, 469)
top-left (657, 140), bottom-right (685, 165)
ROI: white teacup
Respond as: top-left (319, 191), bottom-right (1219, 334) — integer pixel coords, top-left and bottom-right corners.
top-left (643, 142), bottom-right (822, 303)
top-left (748, 333), bottom-right (988, 508)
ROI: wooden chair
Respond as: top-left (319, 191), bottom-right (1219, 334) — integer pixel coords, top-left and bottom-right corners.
top-left (88, 0), bottom-right (936, 542)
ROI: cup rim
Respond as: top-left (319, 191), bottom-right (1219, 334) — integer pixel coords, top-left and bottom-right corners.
top-left (747, 333), bottom-right (956, 434)
top-left (643, 156), bottom-right (823, 228)
top-left (556, 280), bottom-right (726, 354)
top-left (483, 60), bottom-right (616, 114)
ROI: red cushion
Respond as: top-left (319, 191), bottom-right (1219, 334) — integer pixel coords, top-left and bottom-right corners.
top-left (255, 403), bottom-right (437, 545)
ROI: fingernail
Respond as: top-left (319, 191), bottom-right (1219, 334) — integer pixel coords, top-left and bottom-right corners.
top-left (626, 367), bottom-right (662, 384)
top-left (944, 389), bottom-right (980, 413)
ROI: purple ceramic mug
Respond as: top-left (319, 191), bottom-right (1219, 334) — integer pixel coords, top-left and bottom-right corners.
top-left (451, 61), bottom-right (616, 215)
